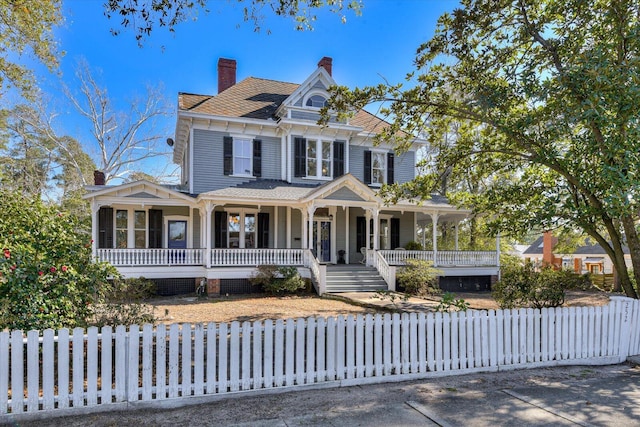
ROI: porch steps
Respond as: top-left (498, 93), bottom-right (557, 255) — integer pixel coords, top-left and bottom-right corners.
top-left (325, 265), bottom-right (388, 293)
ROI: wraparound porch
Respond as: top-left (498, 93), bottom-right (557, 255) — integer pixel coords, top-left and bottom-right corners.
top-left (97, 248), bottom-right (500, 294)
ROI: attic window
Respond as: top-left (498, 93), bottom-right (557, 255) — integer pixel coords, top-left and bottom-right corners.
top-left (306, 95), bottom-right (327, 108)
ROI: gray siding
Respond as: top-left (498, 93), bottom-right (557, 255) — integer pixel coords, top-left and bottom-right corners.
top-left (192, 208), bottom-right (201, 248)
top-left (291, 209), bottom-right (302, 248)
top-left (335, 208), bottom-right (347, 260)
top-left (192, 129), bottom-right (281, 194)
top-left (395, 151), bottom-right (415, 183)
top-left (349, 146), bottom-right (366, 182)
top-left (291, 110), bottom-right (322, 122)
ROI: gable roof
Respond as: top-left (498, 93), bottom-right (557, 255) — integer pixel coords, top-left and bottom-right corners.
top-left (83, 180), bottom-right (197, 205)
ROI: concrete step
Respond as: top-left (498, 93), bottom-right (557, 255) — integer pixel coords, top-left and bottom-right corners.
top-left (324, 265), bottom-right (388, 293)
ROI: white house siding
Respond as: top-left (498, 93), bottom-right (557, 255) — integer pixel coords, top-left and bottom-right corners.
top-left (192, 129), bottom-right (281, 194)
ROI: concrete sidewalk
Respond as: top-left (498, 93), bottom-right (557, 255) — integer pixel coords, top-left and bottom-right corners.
top-left (11, 363), bottom-right (640, 427)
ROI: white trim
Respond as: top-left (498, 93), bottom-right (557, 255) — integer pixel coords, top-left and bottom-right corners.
top-left (281, 134), bottom-right (287, 181)
top-left (274, 206), bottom-right (279, 249)
top-left (189, 128), bottom-right (194, 194)
top-left (302, 90), bottom-right (329, 109)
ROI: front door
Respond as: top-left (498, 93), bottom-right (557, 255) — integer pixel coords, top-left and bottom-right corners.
top-left (168, 220), bottom-right (187, 249)
top-left (313, 220), bottom-right (331, 263)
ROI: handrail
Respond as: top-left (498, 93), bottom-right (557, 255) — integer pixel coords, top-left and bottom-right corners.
top-left (372, 250), bottom-right (396, 291)
top-left (304, 249), bottom-right (326, 294)
top-left (210, 249), bottom-right (306, 267)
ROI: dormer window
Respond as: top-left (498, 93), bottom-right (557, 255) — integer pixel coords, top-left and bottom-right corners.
top-left (305, 94), bottom-right (327, 108)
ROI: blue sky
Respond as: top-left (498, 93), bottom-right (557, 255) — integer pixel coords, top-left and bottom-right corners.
top-left (28, 0), bottom-right (459, 177)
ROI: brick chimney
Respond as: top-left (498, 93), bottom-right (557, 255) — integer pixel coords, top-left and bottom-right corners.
top-left (94, 170), bottom-right (105, 186)
top-left (542, 231), bottom-right (555, 265)
top-left (218, 58), bottom-right (237, 94)
top-left (318, 56), bottom-right (332, 76)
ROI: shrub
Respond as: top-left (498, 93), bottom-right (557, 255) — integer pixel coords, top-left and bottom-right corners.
top-left (435, 292), bottom-right (470, 312)
top-left (250, 265), bottom-right (306, 295)
top-left (493, 262), bottom-right (574, 309)
top-left (90, 277), bottom-right (157, 327)
top-left (396, 258), bottom-right (441, 296)
top-left (0, 191), bottom-right (115, 331)
top-left (404, 241), bottom-right (424, 250)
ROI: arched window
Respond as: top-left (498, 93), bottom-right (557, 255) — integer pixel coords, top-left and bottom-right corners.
top-left (305, 94), bottom-right (327, 108)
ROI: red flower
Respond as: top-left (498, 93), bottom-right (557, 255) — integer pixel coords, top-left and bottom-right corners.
top-left (61, 265), bottom-right (68, 272)
top-left (50, 267), bottom-right (56, 273)
top-left (38, 271), bottom-right (43, 276)
top-left (10, 265), bottom-right (16, 271)
top-left (3, 249), bottom-right (9, 259)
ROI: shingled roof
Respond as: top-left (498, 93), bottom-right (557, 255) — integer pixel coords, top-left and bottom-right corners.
top-left (178, 77), bottom-right (392, 134)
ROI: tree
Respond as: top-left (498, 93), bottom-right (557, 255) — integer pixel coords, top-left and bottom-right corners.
top-left (104, 0), bottom-right (363, 42)
top-left (0, 0), bottom-right (62, 98)
top-left (0, 103), bottom-right (96, 211)
top-left (0, 190), bottom-right (114, 331)
top-left (325, 0), bottom-right (640, 298)
top-left (65, 60), bottom-right (172, 183)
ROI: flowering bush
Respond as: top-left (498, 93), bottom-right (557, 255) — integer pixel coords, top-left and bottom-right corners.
top-left (0, 191), bottom-right (115, 331)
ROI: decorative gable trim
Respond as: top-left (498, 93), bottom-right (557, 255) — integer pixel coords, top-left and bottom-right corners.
top-left (276, 67), bottom-right (336, 119)
top-left (83, 181), bottom-right (197, 206)
top-left (301, 173), bottom-right (381, 204)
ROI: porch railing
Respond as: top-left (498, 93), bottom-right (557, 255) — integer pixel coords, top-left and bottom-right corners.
top-left (97, 248), bottom-right (204, 266)
top-left (209, 249), bottom-right (306, 267)
top-left (378, 250), bottom-right (498, 267)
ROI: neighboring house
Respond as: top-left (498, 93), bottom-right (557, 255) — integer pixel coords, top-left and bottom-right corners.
top-left (523, 232), bottom-right (631, 275)
top-left (84, 57), bottom-right (500, 295)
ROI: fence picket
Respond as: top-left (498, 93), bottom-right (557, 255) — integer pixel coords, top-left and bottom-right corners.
top-left (434, 312), bottom-right (443, 372)
top-left (355, 315), bottom-right (364, 378)
top-left (168, 324), bottom-right (180, 398)
top-left (274, 320), bottom-right (284, 386)
top-left (142, 324), bottom-right (154, 401)
top-left (218, 323), bottom-right (228, 393)
top-left (194, 324), bottom-right (205, 395)
top-left (306, 318), bottom-right (316, 384)
top-left (263, 320), bottom-right (273, 388)
top-left (229, 322), bottom-right (240, 392)
top-left (488, 311), bottom-right (497, 367)
top-left (418, 313), bottom-right (427, 373)
top-left (392, 313), bottom-right (401, 374)
top-left (285, 319), bottom-right (295, 385)
top-left (364, 315), bottom-right (374, 377)
top-left (42, 330), bottom-right (55, 410)
top-left (254, 321), bottom-right (263, 389)
top-left (326, 317), bottom-right (336, 380)
top-left (242, 322), bottom-right (251, 390)
top-left (383, 314), bottom-right (392, 375)
top-left (410, 313), bottom-right (419, 373)
top-left (87, 327), bottom-right (99, 406)
top-left (182, 324), bottom-right (192, 396)
top-left (72, 327), bottom-right (85, 408)
top-left (26, 331), bottom-right (39, 413)
top-left (155, 325), bottom-right (166, 399)
top-left (316, 318), bottom-right (326, 382)
top-left (58, 328), bottom-right (70, 408)
top-left (336, 316), bottom-right (345, 380)
top-left (0, 332), bottom-right (8, 414)
top-left (127, 325), bottom-right (140, 402)
top-left (296, 318), bottom-right (306, 385)
top-left (480, 311), bottom-right (489, 367)
top-left (11, 330), bottom-right (24, 414)
top-left (346, 316), bottom-right (355, 379)
top-left (401, 313), bottom-right (410, 374)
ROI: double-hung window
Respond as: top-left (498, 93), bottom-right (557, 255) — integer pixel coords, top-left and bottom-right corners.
top-left (371, 151), bottom-right (386, 185)
top-left (115, 210), bottom-right (128, 249)
top-left (233, 138), bottom-right (252, 176)
top-left (306, 139), bottom-right (332, 179)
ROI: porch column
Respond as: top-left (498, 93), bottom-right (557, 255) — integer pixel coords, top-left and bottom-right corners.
top-left (286, 206), bottom-right (292, 249)
top-left (454, 222), bottom-right (459, 251)
top-left (188, 207), bottom-right (194, 248)
top-left (345, 206), bottom-right (350, 264)
top-left (372, 209), bottom-right (380, 250)
top-left (307, 205), bottom-right (316, 251)
top-left (302, 208), bottom-right (308, 249)
top-left (365, 209), bottom-right (371, 249)
top-left (91, 200), bottom-right (98, 259)
top-left (431, 212), bottom-right (439, 267)
top-left (496, 230), bottom-right (501, 271)
top-left (205, 202), bottom-right (215, 268)
top-left (274, 206), bottom-right (279, 249)
top-left (413, 213), bottom-right (418, 243)
top-left (199, 209), bottom-right (206, 248)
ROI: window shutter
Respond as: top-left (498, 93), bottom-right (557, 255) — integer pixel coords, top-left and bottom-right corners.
top-left (294, 137), bottom-right (306, 177)
top-left (257, 212), bottom-right (270, 248)
top-left (98, 207), bottom-right (114, 248)
top-left (253, 139), bottom-right (262, 177)
top-left (223, 136), bottom-right (233, 175)
top-left (364, 150), bottom-right (372, 184)
top-left (387, 152), bottom-right (395, 184)
top-left (356, 216), bottom-right (366, 250)
top-left (391, 217), bottom-right (400, 249)
top-left (333, 140), bottom-right (345, 178)
top-left (148, 209), bottom-right (163, 248)
top-left (214, 211), bottom-right (228, 248)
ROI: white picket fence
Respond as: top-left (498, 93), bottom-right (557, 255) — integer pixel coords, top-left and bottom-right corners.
top-left (1, 297), bottom-right (639, 419)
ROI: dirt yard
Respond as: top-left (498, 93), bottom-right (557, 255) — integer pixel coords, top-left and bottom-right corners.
top-left (147, 290), bottom-right (612, 325)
